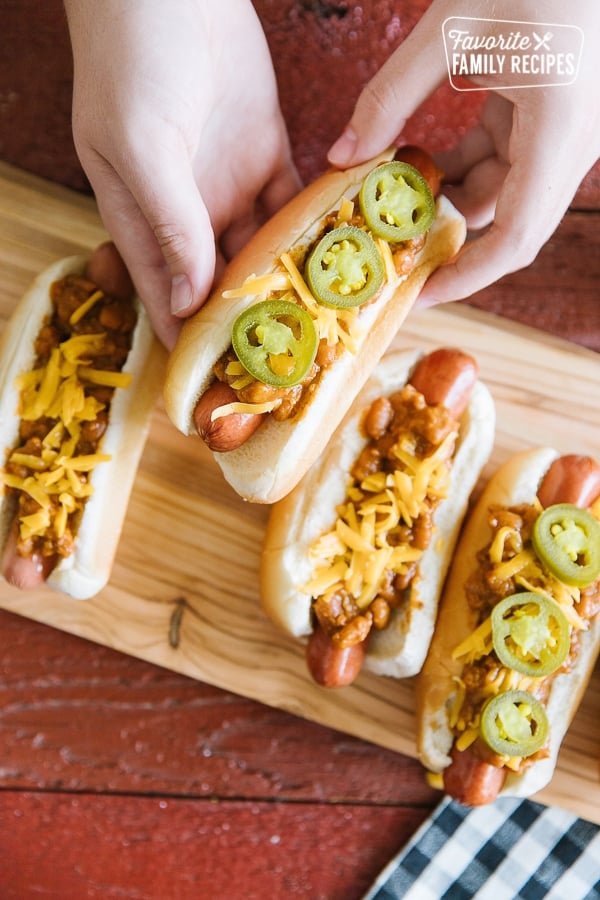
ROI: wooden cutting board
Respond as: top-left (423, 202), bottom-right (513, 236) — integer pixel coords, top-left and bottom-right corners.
top-left (1, 162), bottom-right (599, 823)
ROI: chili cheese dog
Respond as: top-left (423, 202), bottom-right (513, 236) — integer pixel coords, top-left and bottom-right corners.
top-left (416, 448), bottom-right (600, 806)
top-left (0, 243), bottom-right (166, 600)
top-left (260, 347), bottom-right (495, 686)
top-left (164, 148), bottom-right (466, 504)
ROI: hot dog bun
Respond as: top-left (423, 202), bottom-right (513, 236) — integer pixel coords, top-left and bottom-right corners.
top-left (164, 151), bottom-right (466, 504)
top-left (0, 253), bottom-right (166, 600)
top-left (260, 348), bottom-right (495, 679)
top-left (417, 448), bottom-right (600, 800)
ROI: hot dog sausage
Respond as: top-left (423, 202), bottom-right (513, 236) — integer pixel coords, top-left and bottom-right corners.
top-left (2, 243), bottom-right (137, 590)
top-left (193, 382), bottom-right (265, 453)
top-left (395, 146), bottom-right (444, 197)
top-left (306, 348), bottom-right (478, 687)
top-left (2, 522), bottom-right (57, 589)
top-left (306, 623), bottom-right (368, 688)
top-left (84, 241), bottom-right (135, 302)
top-left (537, 454), bottom-right (600, 509)
top-left (187, 150), bottom-right (450, 461)
top-left (443, 745), bottom-right (507, 806)
top-left (442, 453), bottom-right (600, 806)
top-left (409, 348), bottom-right (478, 420)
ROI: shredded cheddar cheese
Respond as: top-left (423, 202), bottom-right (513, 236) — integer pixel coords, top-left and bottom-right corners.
top-left (377, 237), bottom-right (399, 286)
top-left (452, 617), bottom-right (493, 663)
top-left (221, 271), bottom-right (291, 299)
top-left (209, 188), bottom-right (424, 431)
top-left (303, 398), bottom-right (458, 638)
top-left (68, 289), bottom-right (104, 325)
top-left (212, 197), bottom-right (412, 420)
top-left (426, 771), bottom-right (444, 790)
top-left (489, 524), bottom-right (522, 564)
top-left (335, 196), bottom-right (355, 225)
top-left (210, 399), bottom-right (282, 421)
top-left (455, 728), bottom-right (479, 751)
top-left (1, 274), bottom-right (136, 562)
top-left (448, 497), bottom-right (600, 770)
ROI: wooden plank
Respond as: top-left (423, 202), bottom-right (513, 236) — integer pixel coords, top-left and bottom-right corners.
top-left (0, 791), bottom-right (429, 899)
top-left (0, 162), bottom-right (599, 823)
top-left (0, 608), bottom-right (438, 804)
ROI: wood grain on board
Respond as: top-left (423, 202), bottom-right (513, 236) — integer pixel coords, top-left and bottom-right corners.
top-left (1, 161), bottom-right (599, 824)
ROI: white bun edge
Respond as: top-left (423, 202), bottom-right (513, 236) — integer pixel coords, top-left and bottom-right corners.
top-left (164, 152), bottom-right (466, 504)
top-left (416, 447), bottom-right (600, 799)
top-left (260, 347), bottom-right (496, 678)
top-left (0, 255), bottom-right (166, 600)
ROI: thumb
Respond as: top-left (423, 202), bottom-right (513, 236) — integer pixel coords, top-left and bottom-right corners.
top-left (328, 9), bottom-right (448, 168)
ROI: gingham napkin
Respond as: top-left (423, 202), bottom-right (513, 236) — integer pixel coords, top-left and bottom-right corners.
top-left (363, 796), bottom-right (600, 899)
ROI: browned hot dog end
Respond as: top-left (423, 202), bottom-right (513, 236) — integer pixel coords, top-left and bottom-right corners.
top-left (84, 241), bottom-right (135, 302)
top-left (394, 146), bottom-right (444, 197)
top-left (2, 522), bottom-right (57, 589)
top-left (409, 347), bottom-right (479, 420)
top-left (193, 382), bottom-right (264, 453)
top-left (306, 624), bottom-right (367, 688)
top-left (537, 455), bottom-right (600, 509)
top-left (443, 745), bottom-right (507, 806)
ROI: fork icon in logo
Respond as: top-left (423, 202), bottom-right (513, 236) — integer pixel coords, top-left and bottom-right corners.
top-left (533, 31), bottom-right (553, 50)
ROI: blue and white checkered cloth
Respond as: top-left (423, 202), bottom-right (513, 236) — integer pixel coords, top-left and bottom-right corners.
top-left (363, 797), bottom-right (600, 899)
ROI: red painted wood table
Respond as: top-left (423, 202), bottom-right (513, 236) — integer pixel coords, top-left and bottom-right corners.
top-left (0, 3), bottom-right (598, 898)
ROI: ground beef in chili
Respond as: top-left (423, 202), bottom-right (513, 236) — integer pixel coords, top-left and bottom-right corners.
top-left (313, 383), bottom-right (457, 649)
top-left (4, 274), bottom-right (137, 563)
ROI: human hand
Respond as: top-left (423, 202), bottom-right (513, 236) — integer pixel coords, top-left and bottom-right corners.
top-left (327, 0), bottom-right (600, 306)
top-left (65, 0), bottom-right (300, 348)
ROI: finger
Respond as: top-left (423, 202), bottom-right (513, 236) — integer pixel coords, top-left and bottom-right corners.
top-left (418, 165), bottom-right (566, 308)
top-left (420, 96), bottom-right (583, 306)
top-left (219, 148), bottom-right (302, 261)
top-left (96, 190), bottom-right (185, 350)
top-left (435, 94), bottom-right (513, 181)
top-left (443, 155), bottom-right (510, 230)
top-left (260, 144), bottom-right (303, 217)
top-left (327, 6), bottom-right (448, 167)
top-left (81, 151), bottom-right (188, 349)
top-left (434, 126), bottom-right (497, 182)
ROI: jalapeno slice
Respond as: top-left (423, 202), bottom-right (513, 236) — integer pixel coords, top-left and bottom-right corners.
top-left (532, 503), bottom-right (600, 588)
top-left (491, 592), bottom-right (570, 677)
top-left (359, 161), bottom-right (435, 242)
top-left (305, 225), bottom-right (385, 309)
top-left (480, 690), bottom-right (549, 758)
top-left (231, 299), bottom-right (318, 387)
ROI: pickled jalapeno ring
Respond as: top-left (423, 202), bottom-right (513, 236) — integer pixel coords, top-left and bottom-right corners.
top-left (480, 690), bottom-right (549, 758)
top-left (532, 503), bottom-right (600, 588)
top-left (359, 161), bottom-right (435, 242)
top-left (231, 299), bottom-right (318, 388)
top-left (491, 592), bottom-right (571, 677)
top-left (305, 225), bottom-right (385, 309)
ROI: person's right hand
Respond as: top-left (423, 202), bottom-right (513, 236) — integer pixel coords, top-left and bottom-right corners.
top-left (328, 0), bottom-right (600, 308)
top-left (65, 0), bottom-right (301, 348)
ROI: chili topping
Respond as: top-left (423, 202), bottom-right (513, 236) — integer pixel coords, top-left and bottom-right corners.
top-left (449, 498), bottom-right (600, 773)
top-left (2, 273), bottom-right (137, 568)
top-left (302, 382), bottom-right (459, 650)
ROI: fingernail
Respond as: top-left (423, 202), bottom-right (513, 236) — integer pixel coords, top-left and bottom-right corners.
top-left (328, 125), bottom-right (358, 167)
top-left (170, 274), bottom-right (193, 315)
